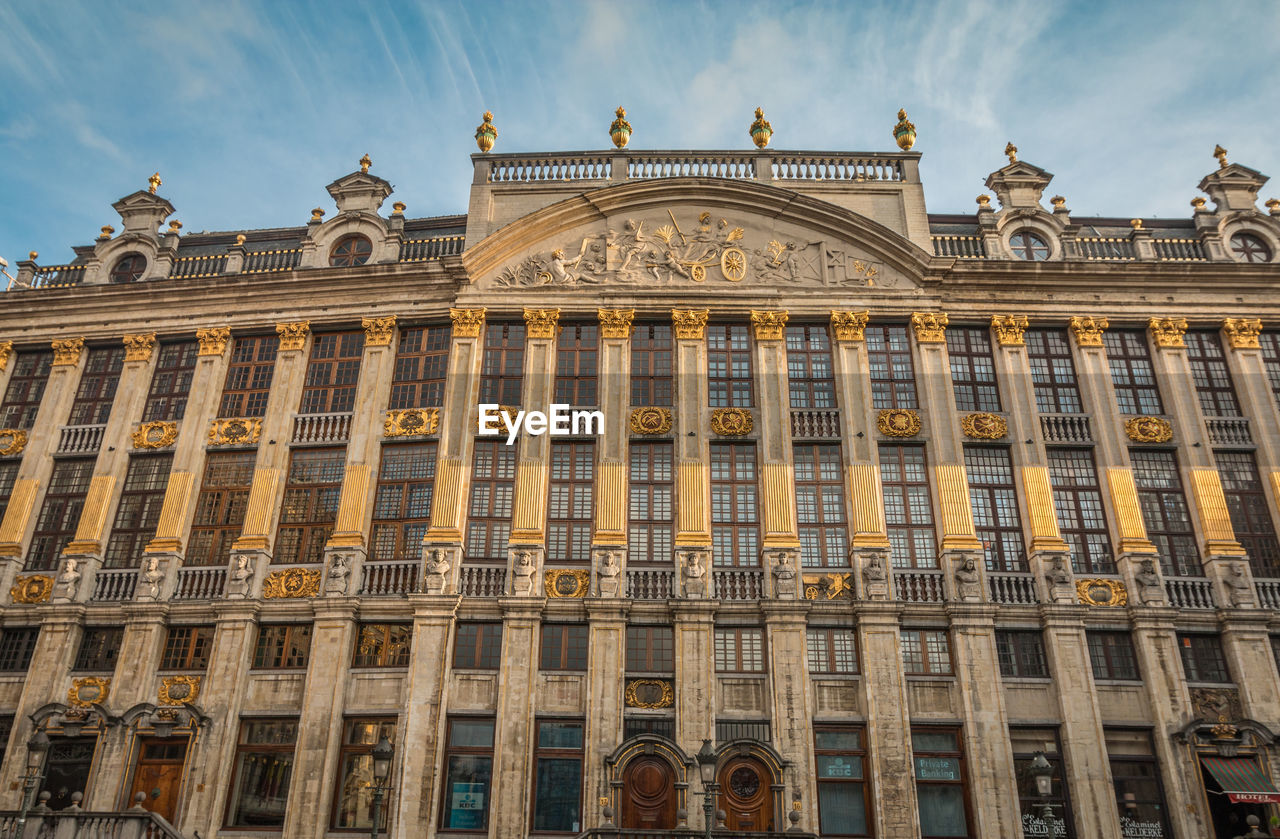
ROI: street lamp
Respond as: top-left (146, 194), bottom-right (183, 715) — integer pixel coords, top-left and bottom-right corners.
top-left (15, 730), bottom-right (50, 838)
top-left (696, 739), bottom-right (717, 839)
top-left (1027, 752), bottom-right (1057, 823)
top-left (368, 735), bottom-right (394, 839)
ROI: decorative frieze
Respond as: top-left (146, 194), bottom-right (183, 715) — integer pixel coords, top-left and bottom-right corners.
top-left (803, 572), bottom-right (854, 600)
top-left (710, 407), bottom-right (753, 436)
top-left (1222, 317), bottom-right (1263, 349)
top-left (196, 326), bottom-right (231, 356)
top-left (123, 332), bottom-right (157, 362)
top-left (51, 337), bottom-right (85, 366)
top-left (362, 315), bottom-right (397, 346)
top-left (671, 308), bottom-right (709, 339)
top-left (384, 408), bottom-right (440, 437)
top-left (0, 341), bottom-right (11, 371)
top-left (990, 315), bottom-right (1028, 346)
top-left (625, 679), bottom-right (674, 709)
top-left (1124, 416), bottom-right (1173, 443)
top-left (598, 308), bottom-right (635, 338)
top-left (830, 310), bottom-right (869, 342)
top-left (67, 676), bottom-right (111, 708)
top-left (262, 568), bottom-right (322, 599)
top-left (960, 413), bottom-right (1006, 440)
top-left (450, 307), bottom-right (487, 338)
top-left (9, 575), bottom-right (52, 604)
top-left (276, 321), bottom-right (311, 351)
top-left (132, 421), bottom-right (178, 449)
top-left (545, 569), bottom-right (590, 598)
top-left (630, 407), bottom-right (672, 435)
top-left (749, 310), bottom-right (788, 341)
top-left (159, 675), bottom-right (202, 706)
top-left (910, 312), bottom-right (948, 343)
top-left (1068, 316), bottom-right (1108, 347)
top-left (0, 428), bottom-right (27, 456)
top-left (523, 308), bottom-right (560, 339)
top-left (208, 418), bottom-right (262, 447)
top-left (1076, 578), bottom-right (1128, 607)
top-left (1148, 316), bottom-right (1188, 349)
top-left (877, 409), bottom-right (921, 437)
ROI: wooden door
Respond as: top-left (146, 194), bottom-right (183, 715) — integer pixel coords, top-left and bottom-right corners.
top-left (620, 756), bottom-right (677, 829)
top-left (128, 739), bottom-right (187, 823)
top-left (717, 756), bottom-right (773, 831)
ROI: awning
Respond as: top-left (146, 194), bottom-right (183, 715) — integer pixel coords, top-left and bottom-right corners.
top-left (1201, 756), bottom-right (1280, 804)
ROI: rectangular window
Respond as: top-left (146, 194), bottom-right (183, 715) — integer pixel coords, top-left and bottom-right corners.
top-left (795, 444), bottom-right (849, 568)
top-left (531, 721), bottom-right (584, 833)
top-left (187, 451), bottom-right (256, 566)
top-left (67, 346), bottom-right (125, 425)
top-left (0, 628), bottom-right (38, 672)
top-left (807, 628), bottom-right (859, 675)
top-left (628, 442), bottom-right (673, 566)
top-left (996, 630), bottom-right (1048, 678)
top-left (1178, 633), bottom-right (1230, 683)
top-left (624, 717), bottom-right (675, 740)
top-left (786, 324), bottom-right (836, 409)
top-left (716, 720), bottom-right (771, 742)
top-left (901, 629), bottom-right (952, 676)
top-left (1185, 331), bottom-right (1240, 416)
top-left (332, 718), bottom-right (397, 830)
top-left (1216, 451), bottom-right (1280, 576)
top-left (74, 627), bottom-right (123, 672)
top-left (103, 454), bottom-right (172, 568)
top-left (371, 442), bottom-right (436, 562)
top-left (0, 349), bottom-right (53, 429)
top-left (1131, 449), bottom-right (1201, 577)
top-left (548, 442), bottom-right (593, 565)
top-left (465, 440), bottom-right (516, 563)
top-left (1103, 331), bottom-right (1163, 415)
top-left (540, 624), bottom-right (588, 671)
top-left (1106, 729), bottom-right (1171, 839)
top-left (715, 627), bottom-right (765, 673)
top-left (252, 624), bottom-right (312, 669)
top-left (554, 324), bottom-right (598, 406)
top-left (1087, 631), bottom-right (1140, 681)
top-left (389, 324), bottom-right (449, 409)
top-left (1048, 448), bottom-right (1115, 574)
top-left (711, 443), bottom-right (759, 567)
top-left (626, 625), bottom-right (674, 672)
top-left (912, 728), bottom-right (971, 839)
top-left (226, 720), bottom-right (298, 828)
top-left (946, 327), bottom-right (1002, 412)
top-left (479, 323), bottom-right (525, 406)
top-left (453, 622), bottom-right (503, 670)
top-left (1026, 328), bottom-right (1083, 413)
top-left (160, 626), bottom-right (214, 671)
top-left (866, 325), bottom-right (918, 409)
top-left (964, 446), bottom-right (1027, 572)
top-left (631, 323), bottom-right (672, 407)
top-left (300, 331), bottom-right (364, 414)
top-left (0, 460), bottom-right (19, 522)
top-left (353, 624), bottom-right (412, 668)
top-left (440, 718), bottom-right (495, 831)
top-left (881, 444), bottom-right (938, 569)
top-left (814, 726), bottom-right (871, 837)
top-left (143, 342), bottom-right (198, 421)
top-left (218, 335), bottom-right (278, 417)
top-left (27, 457), bottom-right (95, 571)
top-left (275, 447), bottom-right (346, 565)
top-left (707, 324), bottom-right (753, 407)
top-left (1011, 728), bottom-right (1072, 839)
top-left (1261, 332), bottom-right (1280, 408)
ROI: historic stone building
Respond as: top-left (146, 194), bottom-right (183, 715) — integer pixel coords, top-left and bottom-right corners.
top-left (0, 113), bottom-right (1279, 839)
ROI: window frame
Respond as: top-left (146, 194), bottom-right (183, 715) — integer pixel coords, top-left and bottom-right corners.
top-left (142, 341), bottom-right (198, 422)
top-left (103, 453), bottom-right (172, 569)
top-left (707, 323), bottom-right (754, 408)
top-left (73, 627), bottom-right (124, 672)
top-left (371, 442), bottom-right (437, 563)
top-left (865, 325), bottom-right (918, 410)
top-left (352, 623), bottom-right (412, 669)
top-left (67, 346), bottom-right (125, 425)
top-left (465, 440), bottom-right (516, 563)
top-left (901, 628), bottom-right (953, 677)
top-left (710, 443), bottom-right (760, 568)
top-left (218, 335), bottom-right (278, 418)
top-left (786, 324), bottom-right (836, 409)
top-left (27, 457), bottom-right (96, 571)
top-left (187, 450), bottom-right (257, 567)
top-left (814, 725), bottom-right (872, 837)
top-left (553, 323), bottom-right (599, 406)
top-left (275, 447), bottom-right (346, 565)
top-left (946, 326), bottom-right (1002, 413)
top-left (388, 323), bottom-right (450, 410)
top-left (1216, 450), bottom-right (1280, 577)
top-left (625, 625), bottom-right (674, 673)
top-left (1184, 331), bottom-right (1240, 417)
top-left (160, 625), bottom-right (214, 671)
top-left (1177, 633), bottom-right (1231, 684)
top-left (1047, 448), bottom-right (1115, 574)
top-left (911, 726), bottom-right (974, 839)
top-left (628, 442), bottom-right (674, 566)
top-left (880, 444), bottom-right (939, 569)
top-left (330, 717), bottom-right (397, 831)
top-left (1130, 449), bottom-right (1202, 577)
top-left (995, 630), bottom-right (1049, 679)
top-left (225, 719), bottom-right (299, 829)
top-left (1086, 631), bottom-right (1141, 682)
top-left (1103, 330), bottom-right (1163, 415)
top-left (479, 322), bottom-right (525, 406)
top-left (439, 717), bottom-right (496, 832)
top-left (964, 446), bottom-right (1028, 573)
top-left (299, 332), bottom-right (365, 415)
top-left (529, 719), bottom-right (585, 834)
top-left (630, 323), bottom-right (673, 407)
top-left (0, 349), bottom-right (53, 429)
top-left (714, 626), bottom-right (766, 673)
top-left (794, 443), bottom-right (850, 569)
top-left (547, 442), bottom-right (594, 566)
top-left (807, 627), bottom-right (860, 675)
top-left (1025, 328), bottom-right (1084, 414)
top-left (539, 624), bottom-right (589, 672)
top-left (252, 624), bottom-right (312, 670)
top-left (0, 627), bottom-right (38, 673)
top-left (453, 622), bottom-right (503, 670)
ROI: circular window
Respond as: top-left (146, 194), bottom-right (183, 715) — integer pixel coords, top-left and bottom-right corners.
top-left (1230, 232), bottom-right (1272, 263)
top-left (109, 253), bottom-right (147, 283)
top-left (1009, 230), bottom-right (1050, 261)
top-left (329, 234), bottom-right (372, 267)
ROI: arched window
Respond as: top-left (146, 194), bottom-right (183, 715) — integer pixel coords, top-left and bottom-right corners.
top-left (1230, 232), bottom-right (1271, 263)
top-left (329, 235), bottom-right (372, 267)
top-left (109, 253), bottom-right (147, 283)
top-left (1009, 230), bottom-right (1050, 261)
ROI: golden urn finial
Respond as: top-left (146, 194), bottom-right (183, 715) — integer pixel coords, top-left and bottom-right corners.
top-left (749, 107), bottom-right (773, 149)
top-left (893, 109), bottom-right (916, 151)
top-left (310, 207), bottom-right (325, 222)
top-left (98, 225), bottom-right (114, 241)
top-left (28, 251), bottom-right (37, 261)
top-left (1191, 196), bottom-right (1207, 212)
top-left (235, 234), bottom-right (246, 246)
top-left (1266, 198), bottom-right (1280, 215)
top-left (148, 172), bottom-right (162, 194)
top-left (1129, 218), bottom-right (1144, 229)
top-left (168, 220), bottom-right (182, 233)
top-left (976, 194), bottom-right (991, 209)
top-left (475, 111), bottom-right (498, 153)
top-left (359, 154), bottom-right (372, 174)
top-left (392, 201), bottom-right (406, 216)
top-left (1003, 142), bottom-right (1017, 164)
top-left (1213, 144), bottom-right (1228, 169)
top-left (610, 107), bottom-right (632, 149)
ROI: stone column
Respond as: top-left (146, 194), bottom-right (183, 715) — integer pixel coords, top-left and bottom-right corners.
top-left (489, 598), bottom-right (542, 839)
top-left (856, 603), bottom-right (916, 835)
top-left (750, 312), bottom-right (801, 564)
top-left (1220, 318), bottom-right (1280, 546)
top-left (672, 310), bottom-right (712, 580)
top-left (583, 599), bottom-right (629, 828)
top-left (673, 601), bottom-right (715, 830)
top-left (591, 310), bottom-right (632, 592)
top-left (761, 601), bottom-right (815, 829)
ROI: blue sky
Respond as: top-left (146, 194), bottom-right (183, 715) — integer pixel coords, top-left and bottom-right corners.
top-left (2, 0), bottom-right (1278, 265)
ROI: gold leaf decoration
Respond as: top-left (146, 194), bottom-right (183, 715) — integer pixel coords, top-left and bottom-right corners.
top-left (1076, 578), bottom-right (1128, 607)
top-left (10, 575), bottom-right (53, 604)
top-left (123, 333), bottom-right (157, 362)
top-left (1124, 416), bottom-right (1173, 443)
top-left (991, 315), bottom-right (1029, 346)
top-left (710, 408), bottom-right (753, 436)
top-left (910, 312), bottom-right (948, 343)
top-left (1222, 317), bottom-right (1263, 349)
top-left (597, 309), bottom-right (635, 339)
top-left (0, 428), bottom-right (28, 456)
top-left (208, 418), bottom-right (262, 447)
top-left (877, 409), bottom-right (922, 437)
top-left (544, 569), bottom-right (590, 598)
top-left (749, 310), bottom-right (788, 341)
top-left (961, 413), bottom-right (1007, 440)
top-left (0, 341), bottom-right (11, 371)
top-left (1068, 316), bottom-right (1108, 347)
top-left (802, 573), bottom-right (853, 600)
top-left (196, 326), bottom-right (232, 356)
top-left (671, 309), bottom-right (709, 340)
top-left (276, 321), bottom-right (311, 351)
top-left (158, 675), bottom-right (202, 706)
top-left (384, 408), bottom-right (440, 437)
top-left (51, 337), bottom-right (85, 366)
top-left (262, 568), bottom-right (321, 599)
top-left (67, 676), bottom-right (110, 708)
top-left (830, 311), bottom-right (869, 342)
top-left (625, 679), bottom-right (674, 709)
top-left (449, 308), bottom-right (486, 339)
top-left (132, 421), bottom-right (178, 450)
top-left (362, 316), bottom-right (397, 347)
top-left (523, 308), bottom-right (561, 339)
top-left (1148, 317), bottom-right (1188, 349)
top-left (630, 407), bottom-right (672, 435)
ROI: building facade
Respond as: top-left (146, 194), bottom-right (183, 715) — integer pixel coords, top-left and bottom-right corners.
top-left (1, 128), bottom-right (1280, 839)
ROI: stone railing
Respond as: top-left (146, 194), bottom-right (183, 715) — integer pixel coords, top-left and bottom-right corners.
top-left (360, 560), bottom-right (421, 595)
top-left (772, 153), bottom-right (904, 181)
top-left (1205, 416), bottom-right (1251, 446)
top-left (790, 409), bottom-right (841, 439)
top-left (169, 253), bottom-right (229, 278)
top-left (894, 569), bottom-right (945, 602)
top-left (459, 565), bottom-right (506, 597)
top-left (1076, 237), bottom-right (1135, 261)
top-left (173, 566), bottom-right (227, 600)
top-left (1153, 238), bottom-right (1207, 261)
top-left (243, 247), bottom-right (303, 274)
top-left (292, 412), bottom-right (352, 444)
top-left (0, 806), bottom-right (186, 839)
top-left (1255, 579), bottom-right (1280, 610)
top-left (713, 569), bottom-right (764, 600)
top-left (91, 569), bottom-right (138, 602)
top-left (627, 569), bottom-right (674, 600)
top-left (1040, 413), bottom-right (1092, 444)
top-left (629, 153), bottom-right (756, 180)
top-left (987, 572), bottom-right (1039, 605)
top-left (931, 235), bottom-right (986, 258)
top-left (57, 424), bottom-right (107, 454)
top-left (488, 154), bottom-right (612, 183)
top-left (399, 235), bottom-right (465, 263)
top-left (8, 263), bottom-right (88, 291)
top-left (1165, 577), bottom-right (1216, 610)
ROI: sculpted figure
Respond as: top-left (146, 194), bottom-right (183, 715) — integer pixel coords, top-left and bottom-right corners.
top-left (325, 553), bottom-right (350, 595)
top-left (54, 558), bottom-right (81, 601)
top-left (1045, 555), bottom-right (1074, 603)
top-left (1135, 558), bottom-right (1163, 604)
top-left (512, 550), bottom-right (537, 596)
top-left (227, 554), bottom-right (253, 598)
top-left (772, 552), bottom-right (798, 598)
top-left (424, 549), bottom-right (451, 595)
top-left (143, 557), bottom-right (164, 599)
top-left (682, 552), bottom-right (707, 598)
top-left (863, 554), bottom-right (887, 583)
top-left (1225, 563), bottom-right (1253, 607)
top-left (597, 552), bottom-right (622, 598)
top-left (954, 556), bottom-right (981, 602)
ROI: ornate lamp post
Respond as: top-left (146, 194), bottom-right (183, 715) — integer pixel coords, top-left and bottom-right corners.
top-left (696, 739), bottom-right (717, 839)
top-left (369, 735), bottom-right (394, 839)
top-left (1028, 751), bottom-right (1057, 824)
top-left (15, 730), bottom-right (50, 838)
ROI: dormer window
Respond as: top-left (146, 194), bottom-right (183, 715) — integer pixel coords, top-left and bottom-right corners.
top-left (330, 234), bottom-right (372, 267)
top-left (1230, 232), bottom-right (1271, 263)
top-left (1009, 230), bottom-right (1050, 261)
top-left (109, 253), bottom-right (147, 283)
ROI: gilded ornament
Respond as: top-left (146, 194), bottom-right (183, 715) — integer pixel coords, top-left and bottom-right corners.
top-left (1191, 197), bottom-right (1207, 212)
top-left (749, 310), bottom-right (788, 341)
top-left (98, 226), bottom-right (114, 241)
top-left (609, 106), bottom-right (632, 149)
top-left (892, 108), bottom-right (916, 151)
top-left (392, 201), bottom-right (406, 216)
top-left (359, 153), bottom-right (372, 174)
top-left (910, 312), bottom-right (948, 343)
top-left (877, 409), bottom-right (922, 437)
top-left (625, 679), bottom-right (674, 709)
top-left (830, 311), bottom-right (869, 342)
top-left (1266, 198), bottom-right (1280, 216)
top-left (710, 407), bottom-right (753, 437)
top-left (276, 321), bottom-right (311, 351)
top-left (976, 194), bottom-right (992, 209)
top-left (1050, 196), bottom-right (1066, 209)
top-left (122, 333), bottom-right (157, 362)
top-left (545, 569), bottom-right (590, 598)
top-left (1068, 316), bottom-right (1108, 347)
top-left (990, 315), bottom-right (1028, 346)
top-left (961, 413), bottom-right (1007, 440)
top-left (630, 407), bottom-right (672, 435)
top-left (749, 107), bottom-right (773, 149)
top-left (1075, 578), bottom-right (1128, 607)
top-left (208, 418), bottom-right (262, 447)
top-left (148, 172), bottom-right (162, 194)
top-left (132, 421), bottom-right (178, 450)
top-left (450, 308), bottom-right (486, 339)
top-left (67, 676), bottom-right (111, 708)
top-left (51, 337), bottom-right (85, 366)
top-left (1124, 416), bottom-right (1173, 443)
top-left (1213, 144), bottom-right (1228, 169)
top-left (1148, 317), bottom-right (1188, 349)
top-left (310, 208), bottom-right (325, 222)
top-left (597, 309), bottom-right (635, 339)
top-left (235, 234), bottom-right (247, 246)
top-left (384, 408), bottom-right (440, 437)
top-left (475, 111), bottom-right (498, 153)
top-left (10, 575), bottom-right (53, 604)
top-left (362, 315), bottom-right (397, 346)
top-left (1222, 317), bottom-right (1263, 349)
top-left (523, 308), bottom-right (561, 339)
top-left (802, 573), bottom-right (853, 600)
top-left (720, 247), bottom-right (747, 282)
top-left (671, 309), bottom-right (709, 340)
top-left (262, 568), bottom-right (322, 599)
top-left (158, 675), bottom-right (201, 706)
top-left (0, 428), bottom-right (27, 456)
top-left (168, 220), bottom-right (182, 234)
top-left (482, 406), bottom-right (519, 433)
top-left (196, 326), bottom-right (231, 356)
top-left (1004, 142), bottom-right (1018, 164)
top-left (0, 341), bottom-right (11, 372)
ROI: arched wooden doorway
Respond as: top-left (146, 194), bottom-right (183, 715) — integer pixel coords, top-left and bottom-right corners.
top-left (717, 754), bottom-right (774, 831)
top-left (620, 755), bottom-right (677, 829)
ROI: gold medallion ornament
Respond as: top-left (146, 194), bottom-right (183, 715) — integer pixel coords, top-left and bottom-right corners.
top-left (671, 309), bottom-right (709, 340)
top-left (132, 421), bottom-right (178, 450)
top-left (545, 569), bottom-right (590, 598)
top-left (711, 408), bottom-right (753, 437)
top-left (597, 309), bottom-right (635, 339)
top-left (749, 310), bottom-right (788, 341)
top-left (1068, 316), bottom-right (1108, 347)
top-left (910, 312), bottom-right (948, 343)
top-left (749, 107), bottom-right (773, 149)
top-left (475, 111), bottom-right (498, 153)
top-left (384, 408), bottom-right (440, 437)
top-left (158, 675), bottom-right (202, 706)
top-left (449, 307), bottom-right (486, 339)
top-left (1125, 416), bottom-right (1173, 443)
top-left (990, 315), bottom-right (1028, 346)
top-left (830, 311), bottom-right (869, 342)
top-left (803, 572), bottom-right (853, 600)
top-left (276, 321), bottom-right (311, 351)
top-left (362, 316), bottom-right (396, 347)
top-left (1222, 317), bottom-right (1263, 349)
top-left (262, 568), bottom-right (322, 599)
top-left (1076, 578), bottom-right (1128, 607)
top-left (196, 326), bottom-right (231, 356)
top-left (877, 409), bottom-right (922, 437)
top-left (961, 413), bottom-right (1007, 440)
top-left (1148, 317), bottom-right (1188, 349)
top-left (625, 679), bottom-right (675, 709)
top-left (208, 418), bottom-right (262, 447)
top-left (609, 107), bottom-right (632, 149)
top-left (630, 407), bottom-right (673, 435)
top-left (51, 337), bottom-right (86, 366)
top-left (67, 676), bottom-right (110, 708)
top-left (720, 247), bottom-right (748, 282)
top-left (523, 308), bottom-right (561, 339)
top-left (893, 109), bottom-right (916, 151)
top-left (0, 341), bottom-right (13, 371)
top-left (0, 428), bottom-right (27, 456)
top-left (482, 406), bottom-right (519, 433)
top-left (10, 575), bottom-right (53, 604)
top-left (123, 333), bottom-right (156, 362)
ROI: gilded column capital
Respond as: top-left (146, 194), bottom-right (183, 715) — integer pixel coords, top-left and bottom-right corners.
top-left (830, 311), bottom-right (869, 342)
top-left (123, 332), bottom-right (156, 362)
top-left (671, 309), bottom-right (709, 340)
top-left (0, 341), bottom-right (12, 371)
top-left (449, 307), bottom-right (486, 338)
top-left (1068, 316), bottom-right (1108, 347)
top-left (598, 308), bottom-right (634, 339)
top-left (1222, 317), bottom-right (1262, 349)
top-left (196, 326), bottom-right (231, 356)
top-left (990, 315), bottom-right (1028, 346)
top-left (361, 315), bottom-right (397, 347)
top-left (1148, 317), bottom-right (1188, 349)
top-left (51, 337), bottom-right (85, 366)
top-left (523, 308), bottom-right (561, 339)
top-left (910, 312), bottom-right (948, 343)
top-left (749, 310), bottom-right (788, 341)
top-left (276, 321), bottom-right (311, 351)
